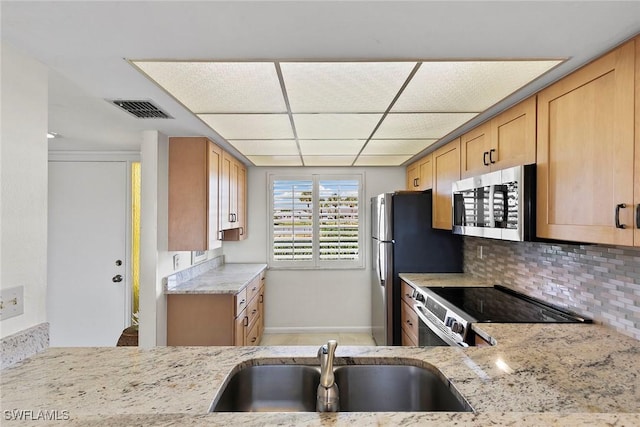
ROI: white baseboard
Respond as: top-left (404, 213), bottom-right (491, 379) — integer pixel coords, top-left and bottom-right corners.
top-left (264, 326), bottom-right (372, 335)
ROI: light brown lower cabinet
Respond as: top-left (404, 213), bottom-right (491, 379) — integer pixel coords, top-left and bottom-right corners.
top-left (167, 271), bottom-right (265, 346)
top-left (400, 299), bottom-right (419, 346)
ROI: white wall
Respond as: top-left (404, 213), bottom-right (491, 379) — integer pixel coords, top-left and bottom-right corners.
top-left (0, 43), bottom-right (48, 338)
top-left (139, 131), bottom-right (223, 347)
top-left (224, 166), bottom-right (405, 333)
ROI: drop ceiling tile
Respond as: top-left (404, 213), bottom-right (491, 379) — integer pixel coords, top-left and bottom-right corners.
top-left (133, 62), bottom-right (286, 113)
top-left (298, 140), bottom-right (365, 156)
top-left (199, 114), bottom-right (293, 139)
top-left (362, 139), bottom-right (438, 155)
top-left (374, 113), bottom-right (477, 139)
top-left (354, 155), bottom-right (413, 166)
top-left (392, 60), bottom-right (561, 112)
top-left (228, 140), bottom-right (299, 156)
top-left (293, 114), bottom-right (382, 139)
top-left (303, 156), bottom-right (356, 167)
top-left (281, 62), bottom-right (416, 113)
top-left (247, 155), bottom-right (303, 167)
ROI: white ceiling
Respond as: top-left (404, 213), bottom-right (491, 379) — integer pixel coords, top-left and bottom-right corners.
top-left (2, 1), bottom-right (640, 166)
top-left (134, 59), bottom-right (560, 166)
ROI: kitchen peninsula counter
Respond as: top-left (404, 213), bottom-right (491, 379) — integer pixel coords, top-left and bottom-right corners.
top-left (2, 319), bottom-right (639, 426)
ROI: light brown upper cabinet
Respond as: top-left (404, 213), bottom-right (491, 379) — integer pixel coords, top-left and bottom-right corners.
top-left (405, 154), bottom-right (433, 191)
top-left (537, 39), bottom-right (636, 245)
top-left (168, 137), bottom-right (222, 251)
top-left (220, 151), bottom-right (248, 240)
top-left (635, 37), bottom-right (640, 247)
top-left (460, 96), bottom-right (536, 178)
top-left (432, 139), bottom-right (461, 230)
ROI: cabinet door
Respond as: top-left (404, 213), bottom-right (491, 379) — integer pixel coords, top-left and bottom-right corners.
top-left (432, 139), bottom-right (461, 230)
top-left (236, 161), bottom-right (247, 239)
top-left (168, 137), bottom-right (211, 251)
top-left (635, 37), bottom-right (640, 247)
top-left (235, 313), bottom-right (247, 346)
top-left (460, 122), bottom-right (491, 178)
top-left (490, 96), bottom-right (536, 170)
top-left (220, 151), bottom-right (235, 230)
top-left (208, 142), bottom-right (223, 248)
top-left (406, 161), bottom-right (420, 190)
top-left (400, 300), bottom-right (418, 346)
top-left (537, 40), bottom-right (635, 245)
top-left (418, 154), bottom-right (433, 191)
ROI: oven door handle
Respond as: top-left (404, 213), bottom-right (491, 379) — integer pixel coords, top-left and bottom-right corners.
top-left (413, 304), bottom-right (468, 348)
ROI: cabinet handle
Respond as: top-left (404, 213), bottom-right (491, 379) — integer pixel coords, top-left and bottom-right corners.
top-left (252, 309), bottom-right (258, 315)
top-left (243, 316), bottom-right (249, 327)
top-left (259, 294), bottom-right (264, 303)
top-left (239, 298), bottom-right (246, 306)
top-left (229, 213), bottom-right (234, 223)
top-left (240, 227), bottom-right (244, 236)
top-left (251, 337), bottom-right (257, 343)
top-left (636, 204), bottom-right (640, 229)
top-left (415, 177), bottom-right (420, 187)
top-left (615, 203), bottom-right (626, 229)
top-left (489, 148), bottom-right (496, 164)
top-left (483, 151), bottom-right (489, 166)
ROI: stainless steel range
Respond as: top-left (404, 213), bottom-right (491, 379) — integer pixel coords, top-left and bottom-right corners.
top-left (410, 285), bottom-right (591, 347)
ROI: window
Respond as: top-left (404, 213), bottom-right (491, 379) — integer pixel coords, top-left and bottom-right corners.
top-left (269, 174), bottom-right (364, 269)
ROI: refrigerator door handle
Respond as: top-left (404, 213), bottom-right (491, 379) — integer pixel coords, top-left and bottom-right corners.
top-left (377, 251), bottom-right (385, 286)
top-left (379, 243), bottom-right (387, 286)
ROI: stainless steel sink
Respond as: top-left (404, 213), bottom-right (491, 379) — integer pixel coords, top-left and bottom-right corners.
top-left (334, 365), bottom-right (471, 412)
top-left (209, 362), bottom-right (472, 412)
top-left (210, 365), bottom-right (320, 412)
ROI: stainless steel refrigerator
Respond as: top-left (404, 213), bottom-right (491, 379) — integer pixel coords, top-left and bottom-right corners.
top-left (371, 191), bottom-right (463, 346)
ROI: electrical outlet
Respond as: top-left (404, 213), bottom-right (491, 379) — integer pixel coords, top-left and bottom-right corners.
top-left (0, 286), bottom-right (24, 320)
top-left (477, 245), bottom-right (484, 260)
top-left (173, 254), bottom-right (180, 270)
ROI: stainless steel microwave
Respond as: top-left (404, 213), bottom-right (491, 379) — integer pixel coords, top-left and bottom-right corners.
top-left (452, 164), bottom-right (536, 241)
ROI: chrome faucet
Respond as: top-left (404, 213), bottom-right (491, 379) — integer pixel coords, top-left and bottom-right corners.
top-left (316, 339), bottom-right (339, 412)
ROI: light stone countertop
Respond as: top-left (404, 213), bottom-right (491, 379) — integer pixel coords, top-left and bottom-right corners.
top-left (3, 272), bottom-right (640, 425)
top-left (165, 263), bottom-right (267, 294)
top-left (1, 323), bottom-right (639, 425)
top-left (400, 272), bottom-right (494, 288)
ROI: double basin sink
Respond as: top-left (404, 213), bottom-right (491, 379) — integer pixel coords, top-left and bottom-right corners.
top-left (210, 362), bottom-right (472, 413)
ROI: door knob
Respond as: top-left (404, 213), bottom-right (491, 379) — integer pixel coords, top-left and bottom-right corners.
top-left (112, 275), bottom-right (123, 283)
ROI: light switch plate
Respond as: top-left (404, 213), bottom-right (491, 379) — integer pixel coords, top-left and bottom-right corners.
top-left (0, 286), bottom-right (24, 320)
top-left (173, 254), bottom-right (180, 270)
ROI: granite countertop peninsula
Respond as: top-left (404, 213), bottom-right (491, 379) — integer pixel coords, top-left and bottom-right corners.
top-left (3, 272), bottom-right (640, 426)
top-left (165, 263), bottom-right (267, 295)
top-left (2, 324), bottom-right (639, 425)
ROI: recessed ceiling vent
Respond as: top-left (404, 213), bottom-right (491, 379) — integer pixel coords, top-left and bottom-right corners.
top-left (108, 99), bottom-right (172, 119)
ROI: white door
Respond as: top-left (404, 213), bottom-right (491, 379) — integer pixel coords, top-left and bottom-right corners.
top-left (48, 161), bottom-right (129, 346)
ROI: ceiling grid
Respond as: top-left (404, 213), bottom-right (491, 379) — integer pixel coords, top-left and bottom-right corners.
top-left (133, 59), bottom-right (562, 166)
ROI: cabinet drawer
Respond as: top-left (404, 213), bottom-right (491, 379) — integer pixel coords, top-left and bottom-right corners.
top-left (400, 300), bottom-right (419, 344)
top-left (247, 295), bottom-right (260, 329)
top-left (246, 319), bottom-right (261, 346)
top-left (401, 281), bottom-right (415, 306)
top-left (235, 288), bottom-right (247, 317)
top-left (247, 275), bottom-right (262, 303)
top-left (401, 327), bottom-right (418, 346)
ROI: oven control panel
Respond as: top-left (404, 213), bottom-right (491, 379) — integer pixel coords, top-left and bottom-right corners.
top-left (411, 287), bottom-right (471, 345)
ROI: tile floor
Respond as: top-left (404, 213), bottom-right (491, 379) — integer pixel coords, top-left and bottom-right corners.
top-left (259, 332), bottom-right (376, 346)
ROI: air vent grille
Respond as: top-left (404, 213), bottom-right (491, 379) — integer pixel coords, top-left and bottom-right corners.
top-left (109, 99), bottom-right (172, 119)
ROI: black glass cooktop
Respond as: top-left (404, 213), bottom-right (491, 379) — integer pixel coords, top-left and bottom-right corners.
top-left (426, 285), bottom-right (591, 323)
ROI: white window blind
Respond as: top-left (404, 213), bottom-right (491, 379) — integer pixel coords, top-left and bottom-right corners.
top-left (270, 174), bottom-right (364, 269)
top-left (318, 179), bottom-right (359, 261)
top-left (272, 179), bottom-right (313, 262)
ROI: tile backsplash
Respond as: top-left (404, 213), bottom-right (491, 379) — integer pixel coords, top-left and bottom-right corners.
top-left (464, 237), bottom-right (640, 341)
